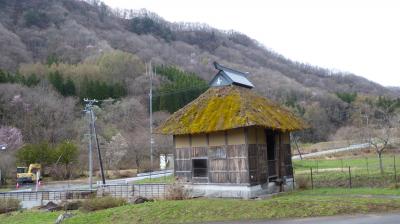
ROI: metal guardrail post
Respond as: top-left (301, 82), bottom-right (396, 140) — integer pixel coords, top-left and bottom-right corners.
top-left (348, 166), bottom-right (352, 188)
top-left (394, 156), bottom-right (397, 183)
top-left (310, 167), bottom-right (314, 190)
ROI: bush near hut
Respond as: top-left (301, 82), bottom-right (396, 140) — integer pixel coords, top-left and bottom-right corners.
top-left (0, 198), bottom-right (21, 214)
top-left (295, 175), bottom-right (310, 190)
top-left (166, 183), bottom-right (189, 200)
top-left (80, 197), bottom-right (127, 212)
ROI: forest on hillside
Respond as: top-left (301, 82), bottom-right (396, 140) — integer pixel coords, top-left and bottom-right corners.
top-left (0, 0), bottom-right (400, 184)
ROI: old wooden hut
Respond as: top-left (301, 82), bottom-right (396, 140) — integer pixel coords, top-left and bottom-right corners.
top-left (156, 62), bottom-right (307, 197)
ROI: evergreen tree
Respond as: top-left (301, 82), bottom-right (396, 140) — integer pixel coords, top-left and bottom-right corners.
top-left (0, 69), bottom-right (6, 83)
top-left (153, 66), bottom-right (208, 113)
top-left (336, 92), bottom-right (357, 104)
top-left (46, 53), bottom-right (59, 66)
top-left (48, 71), bottom-right (64, 94)
top-left (25, 73), bottom-right (40, 87)
top-left (63, 78), bottom-right (76, 96)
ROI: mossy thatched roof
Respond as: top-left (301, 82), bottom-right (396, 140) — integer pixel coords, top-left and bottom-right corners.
top-left (155, 86), bottom-right (307, 135)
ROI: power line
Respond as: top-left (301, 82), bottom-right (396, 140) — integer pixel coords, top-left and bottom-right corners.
top-left (152, 85), bottom-right (209, 97)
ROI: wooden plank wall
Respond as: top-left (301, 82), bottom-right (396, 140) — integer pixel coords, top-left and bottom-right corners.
top-left (282, 143), bottom-right (293, 177)
top-left (175, 147), bottom-right (191, 181)
top-left (208, 145), bottom-right (249, 184)
top-left (248, 144), bottom-right (268, 185)
top-left (174, 138), bottom-right (250, 184)
top-left (174, 128), bottom-right (292, 184)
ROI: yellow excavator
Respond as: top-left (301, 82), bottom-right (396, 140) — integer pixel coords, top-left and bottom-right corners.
top-left (16, 164), bottom-right (42, 184)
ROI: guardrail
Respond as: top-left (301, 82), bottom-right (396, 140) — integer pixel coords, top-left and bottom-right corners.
top-left (0, 190), bottom-right (95, 201)
top-left (98, 183), bottom-right (169, 199)
top-left (0, 184), bottom-right (170, 202)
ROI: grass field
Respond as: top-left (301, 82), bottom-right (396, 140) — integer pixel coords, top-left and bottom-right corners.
top-left (134, 175), bottom-right (175, 184)
top-left (293, 154), bottom-right (400, 188)
top-left (293, 155), bottom-right (399, 171)
top-left (2, 188), bottom-right (400, 224)
top-left (294, 187), bottom-right (400, 196)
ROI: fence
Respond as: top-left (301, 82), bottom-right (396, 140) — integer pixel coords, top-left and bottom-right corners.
top-left (99, 183), bottom-right (168, 199)
top-left (0, 184), bottom-right (169, 202)
top-left (293, 155), bottom-right (400, 188)
top-left (0, 190), bottom-right (95, 201)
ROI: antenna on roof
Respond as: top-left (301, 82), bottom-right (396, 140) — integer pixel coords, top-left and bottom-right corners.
top-left (213, 61), bottom-right (222, 70)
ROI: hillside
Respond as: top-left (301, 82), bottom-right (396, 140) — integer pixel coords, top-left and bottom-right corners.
top-left (1, 0), bottom-right (399, 176)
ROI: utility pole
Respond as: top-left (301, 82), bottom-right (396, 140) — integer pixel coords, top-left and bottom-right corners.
top-left (84, 101), bottom-right (94, 189)
top-left (84, 99), bottom-right (106, 186)
top-left (84, 111), bottom-right (93, 189)
top-left (148, 62), bottom-right (154, 179)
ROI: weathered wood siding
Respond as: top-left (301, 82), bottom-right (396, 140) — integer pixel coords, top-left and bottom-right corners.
top-left (174, 147), bottom-right (191, 181)
top-left (281, 132), bottom-right (293, 177)
top-left (173, 127), bottom-right (293, 184)
top-left (209, 145), bottom-right (249, 184)
top-left (248, 144), bottom-right (268, 185)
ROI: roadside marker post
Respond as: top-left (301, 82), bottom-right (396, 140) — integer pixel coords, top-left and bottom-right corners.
top-left (310, 167), bottom-right (314, 190)
top-left (394, 156), bottom-right (397, 183)
top-left (348, 166), bottom-right (352, 189)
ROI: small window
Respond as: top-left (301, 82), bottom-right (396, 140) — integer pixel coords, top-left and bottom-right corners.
top-left (210, 148), bottom-right (227, 159)
top-left (193, 159), bottom-right (207, 177)
top-left (17, 167), bottom-right (26, 174)
top-left (266, 130), bottom-right (276, 160)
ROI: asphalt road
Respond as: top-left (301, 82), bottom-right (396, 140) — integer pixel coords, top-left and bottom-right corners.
top-left (292, 143), bottom-right (370, 160)
top-left (209, 213), bottom-right (400, 224)
top-left (8, 170), bottom-right (173, 192)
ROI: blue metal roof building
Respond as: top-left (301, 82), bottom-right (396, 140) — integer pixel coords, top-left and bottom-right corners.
top-left (209, 62), bottom-right (254, 89)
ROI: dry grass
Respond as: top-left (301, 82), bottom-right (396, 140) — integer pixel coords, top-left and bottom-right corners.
top-left (0, 198), bottom-right (21, 214)
top-left (295, 175), bottom-right (310, 190)
top-left (80, 196), bottom-right (127, 212)
top-left (166, 183), bottom-right (189, 200)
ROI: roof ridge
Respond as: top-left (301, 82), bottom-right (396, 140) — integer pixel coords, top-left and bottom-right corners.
top-left (213, 61), bottom-right (248, 76)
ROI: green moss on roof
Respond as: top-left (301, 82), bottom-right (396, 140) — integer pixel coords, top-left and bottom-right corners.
top-left (155, 86), bottom-right (307, 135)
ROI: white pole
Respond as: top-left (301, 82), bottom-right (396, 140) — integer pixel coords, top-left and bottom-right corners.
top-left (88, 111), bottom-right (93, 190)
top-left (149, 62), bottom-right (154, 179)
top-left (35, 170), bottom-right (40, 192)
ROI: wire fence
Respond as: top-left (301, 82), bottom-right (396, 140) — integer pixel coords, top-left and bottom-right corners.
top-left (0, 183), bottom-right (169, 202)
top-left (0, 190), bottom-right (95, 201)
top-left (98, 183), bottom-right (168, 199)
top-left (293, 155), bottom-right (400, 188)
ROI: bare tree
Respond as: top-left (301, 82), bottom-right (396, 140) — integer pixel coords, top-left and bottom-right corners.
top-left (0, 126), bottom-right (22, 184)
top-left (366, 100), bottom-right (399, 175)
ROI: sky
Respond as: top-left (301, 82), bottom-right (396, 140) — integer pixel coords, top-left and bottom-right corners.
top-left (102, 0), bottom-right (400, 87)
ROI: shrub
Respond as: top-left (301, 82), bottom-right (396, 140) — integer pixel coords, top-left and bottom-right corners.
top-left (80, 197), bottom-right (127, 212)
top-left (62, 200), bottom-right (83, 210)
top-left (0, 198), bottom-right (21, 214)
top-left (295, 175), bottom-right (310, 190)
top-left (166, 183), bottom-right (189, 200)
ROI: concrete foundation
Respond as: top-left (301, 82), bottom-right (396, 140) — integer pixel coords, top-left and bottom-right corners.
top-left (185, 182), bottom-right (281, 199)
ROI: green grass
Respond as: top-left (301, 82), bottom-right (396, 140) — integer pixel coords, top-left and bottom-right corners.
top-left (293, 155), bottom-right (399, 171)
top-left (0, 211), bottom-right (60, 224)
top-left (294, 187), bottom-right (400, 196)
top-left (2, 192), bottom-right (400, 224)
top-left (134, 175), bottom-right (174, 184)
top-left (294, 155), bottom-right (400, 188)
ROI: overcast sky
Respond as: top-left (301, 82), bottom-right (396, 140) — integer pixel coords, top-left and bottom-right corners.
top-left (103, 0), bottom-right (400, 87)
